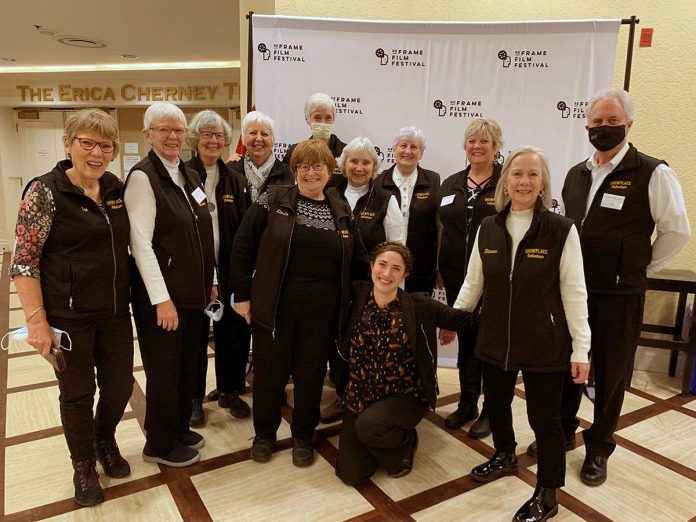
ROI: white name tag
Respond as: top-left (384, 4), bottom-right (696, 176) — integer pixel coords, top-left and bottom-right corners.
top-left (440, 194), bottom-right (455, 206)
top-left (191, 187), bottom-right (206, 204)
top-left (600, 193), bottom-right (625, 210)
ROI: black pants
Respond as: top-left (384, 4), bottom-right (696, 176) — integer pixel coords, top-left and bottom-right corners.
top-left (336, 395), bottom-right (427, 484)
top-left (561, 293), bottom-right (644, 458)
top-left (445, 287), bottom-right (482, 408)
top-left (132, 301), bottom-right (202, 456)
top-left (194, 298), bottom-right (251, 398)
top-left (482, 362), bottom-right (566, 487)
top-left (51, 311), bottom-right (134, 462)
top-left (251, 292), bottom-right (338, 441)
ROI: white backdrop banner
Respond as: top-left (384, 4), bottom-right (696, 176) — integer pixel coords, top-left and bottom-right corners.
top-left (252, 15), bottom-right (620, 205)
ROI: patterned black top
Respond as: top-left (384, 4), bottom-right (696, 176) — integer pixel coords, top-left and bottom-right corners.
top-left (342, 294), bottom-right (426, 414)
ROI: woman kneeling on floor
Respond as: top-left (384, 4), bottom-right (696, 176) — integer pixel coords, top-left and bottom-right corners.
top-left (335, 242), bottom-right (475, 484)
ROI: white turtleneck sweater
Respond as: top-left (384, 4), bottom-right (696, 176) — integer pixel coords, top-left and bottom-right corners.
top-left (454, 208), bottom-right (590, 363)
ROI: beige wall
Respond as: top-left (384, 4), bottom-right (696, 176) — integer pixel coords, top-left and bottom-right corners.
top-left (276, 0), bottom-right (696, 271)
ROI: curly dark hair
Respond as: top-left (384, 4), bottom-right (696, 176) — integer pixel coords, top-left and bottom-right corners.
top-left (369, 242), bottom-right (413, 275)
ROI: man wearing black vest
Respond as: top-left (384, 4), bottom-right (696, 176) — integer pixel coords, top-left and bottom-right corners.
top-left (558, 88), bottom-right (690, 486)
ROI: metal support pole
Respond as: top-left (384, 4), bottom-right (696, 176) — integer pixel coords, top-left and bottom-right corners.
top-left (621, 16), bottom-right (640, 92)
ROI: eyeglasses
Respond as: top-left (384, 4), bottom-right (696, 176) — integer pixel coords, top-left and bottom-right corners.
top-left (296, 162), bottom-right (327, 173)
top-left (74, 137), bottom-right (115, 154)
top-left (200, 131), bottom-right (225, 141)
top-left (150, 127), bottom-right (187, 137)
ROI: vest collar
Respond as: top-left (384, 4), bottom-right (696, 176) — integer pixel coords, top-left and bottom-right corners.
top-left (381, 164), bottom-right (432, 189)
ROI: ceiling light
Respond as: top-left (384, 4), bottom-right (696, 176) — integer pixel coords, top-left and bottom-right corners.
top-left (121, 54), bottom-right (138, 59)
top-left (1, 57), bottom-right (16, 62)
top-left (56, 36), bottom-right (109, 49)
top-left (0, 61), bottom-right (240, 73)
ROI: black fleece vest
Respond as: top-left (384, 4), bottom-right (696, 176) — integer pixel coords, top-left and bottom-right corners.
top-left (475, 208), bottom-right (573, 372)
top-left (126, 150), bottom-right (215, 310)
top-left (31, 161), bottom-right (130, 318)
top-left (562, 144), bottom-right (662, 294)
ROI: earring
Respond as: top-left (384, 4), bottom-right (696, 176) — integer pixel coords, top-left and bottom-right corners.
top-left (67, 152), bottom-right (72, 160)
top-left (503, 188), bottom-right (509, 196)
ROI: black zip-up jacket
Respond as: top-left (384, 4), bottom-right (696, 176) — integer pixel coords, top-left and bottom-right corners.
top-left (475, 204), bottom-right (574, 372)
top-left (327, 177), bottom-right (394, 253)
top-left (229, 184), bottom-right (369, 337)
top-left (186, 156), bottom-right (248, 295)
top-left (438, 163), bottom-right (501, 293)
top-left (562, 143), bottom-right (662, 295)
top-left (226, 155), bottom-right (294, 206)
top-left (375, 165), bottom-right (440, 291)
top-left (335, 281), bottom-right (475, 409)
top-left (28, 160), bottom-right (130, 319)
top-left (126, 150), bottom-right (215, 310)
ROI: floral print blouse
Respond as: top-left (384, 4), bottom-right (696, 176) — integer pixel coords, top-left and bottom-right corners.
top-left (342, 294), bottom-right (426, 414)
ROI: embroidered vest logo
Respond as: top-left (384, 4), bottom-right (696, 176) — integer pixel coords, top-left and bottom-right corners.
top-left (483, 248), bottom-right (498, 254)
top-left (525, 248), bottom-right (548, 259)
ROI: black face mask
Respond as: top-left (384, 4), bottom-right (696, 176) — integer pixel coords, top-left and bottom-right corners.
top-left (588, 125), bottom-right (626, 152)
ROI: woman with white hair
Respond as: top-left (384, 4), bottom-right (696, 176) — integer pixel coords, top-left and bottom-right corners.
top-left (125, 101), bottom-right (215, 468)
top-left (454, 146), bottom-right (590, 522)
top-left (282, 92), bottom-right (346, 182)
top-left (374, 126), bottom-right (440, 293)
top-left (185, 110), bottom-right (251, 427)
top-left (228, 110), bottom-right (293, 204)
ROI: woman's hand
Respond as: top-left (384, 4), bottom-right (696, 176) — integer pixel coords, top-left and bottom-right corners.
top-left (438, 328), bottom-right (457, 345)
top-left (434, 270), bottom-right (444, 290)
top-left (234, 300), bottom-right (252, 324)
top-left (227, 153), bottom-right (242, 163)
top-left (571, 362), bottom-right (590, 384)
top-left (27, 319), bottom-right (57, 357)
top-left (210, 285), bottom-right (219, 305)
top-left (156, 299), bottom-right (179, 331)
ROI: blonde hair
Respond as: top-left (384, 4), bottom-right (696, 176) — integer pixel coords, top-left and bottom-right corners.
top-left (63, 109), bottom-right (120, 158)
top-left (494, 146), bottom-right (552, 212)
top-left (463, 118), bottom-right (504, 154)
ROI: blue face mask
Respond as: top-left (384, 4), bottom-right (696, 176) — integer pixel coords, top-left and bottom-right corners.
top-left (204, 300), bottom-right (224, 322)
top-left (1, 326), bottom-right (72, 353)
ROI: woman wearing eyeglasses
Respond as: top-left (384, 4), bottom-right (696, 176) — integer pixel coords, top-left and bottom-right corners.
top-left (230, 139), bottom-right (369, 468)
top-left (124, 102), bottom-right (215, 468)
top-left (9, 109), bottom-right (133, 507)
top-left (184, 110), bottom-right (251, 427)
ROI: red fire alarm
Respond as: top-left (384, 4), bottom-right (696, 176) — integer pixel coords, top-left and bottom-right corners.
top-left (640, 28), bottom-right (654, 47)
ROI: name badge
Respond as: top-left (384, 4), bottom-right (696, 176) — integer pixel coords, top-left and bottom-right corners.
top-left (600, 193), bottom-right (625, 210)
top-left (440, 194), bottom-right (455, 207)
top-left (191, 187), bottom-right (206, 204)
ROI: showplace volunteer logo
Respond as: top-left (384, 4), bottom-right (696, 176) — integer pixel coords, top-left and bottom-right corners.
top-left (498, 49), bottom-right (549, 68)
top-left (556, 100), bottom-right (588, 119)
top-left (433, 99), bottom-right (483, 118)
top-left (374, 47), bottom-right (426, 67)
top-left (257, 42), bottom-right (306, 62)
top-left (331, 96), bottom-right (363, 115)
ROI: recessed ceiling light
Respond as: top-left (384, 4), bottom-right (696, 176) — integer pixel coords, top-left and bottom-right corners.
top-left (56, 36), bottom-right (109, 49)
top-left (1, 57), bottom-right (16, 62)
top-left (121, 54), bottom-right (138, 59)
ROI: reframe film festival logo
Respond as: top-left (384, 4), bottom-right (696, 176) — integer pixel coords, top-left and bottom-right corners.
top-left (497, 49), bottom-right (549, 68)
top-left (257, 42), bottom-right (306, 62)
top-left (332, 96), bottom-right (364, 115)
top-left (433, 99), bottom-right (484, 118)
top-left (374, 47), bottom-right (426, 67)
top-left (556, 100), bottom-right (588, 119)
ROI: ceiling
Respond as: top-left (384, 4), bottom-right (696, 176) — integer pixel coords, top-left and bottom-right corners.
top-left (0, 0), bottom-right (242, 69)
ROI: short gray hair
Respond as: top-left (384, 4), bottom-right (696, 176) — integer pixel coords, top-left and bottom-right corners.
top-left (304, 92), bottom-right (335, 120)
top-left (392, 126), bottom-right (427, 153)
top-left (494, 146), bottom-right (552, 212)
top-left (186, 110), bottom-right (232, 148)
top-left (242, 110), bottom-right (275, 138)
top-left (464, 118), bottom-right (504, 153)
top-left (337, 137), bottom-right (382, 178)
top-left (64, 109), bottom-right (120, 158)
top-left (587, 88), bottom-right (634, 122)
top-left (143, 102), bottom-right (186, 129)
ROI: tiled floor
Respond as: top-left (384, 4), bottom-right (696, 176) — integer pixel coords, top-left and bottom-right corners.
top-left (2, 252), bottom-right (696, 521)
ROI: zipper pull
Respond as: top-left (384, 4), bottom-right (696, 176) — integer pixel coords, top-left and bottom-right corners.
top-left (69, 296), bottom-right (73, 310)
top-left (509, 269), bottom-right (513, 282)
top-left (272, 328), bottom-right (276, 340)
top-left (550, 313), bottom-right (555, 326)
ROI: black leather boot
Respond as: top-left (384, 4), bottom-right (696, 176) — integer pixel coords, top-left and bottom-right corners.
top-left (470, 450), bottom-right (518, 483)
top-left (513, 484), bottom-right (558, 521)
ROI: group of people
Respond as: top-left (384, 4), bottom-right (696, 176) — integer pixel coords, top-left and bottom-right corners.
top-left (9, 87), bottom-right (690, 522)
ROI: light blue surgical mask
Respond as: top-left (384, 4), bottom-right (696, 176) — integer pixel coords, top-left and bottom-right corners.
top-left (1, 326), bottom-right (72, 352)
top-left (204, 300), bottom-right (224, 322)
